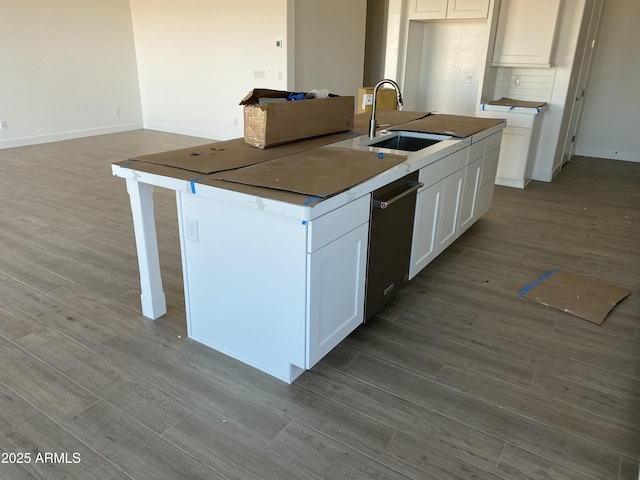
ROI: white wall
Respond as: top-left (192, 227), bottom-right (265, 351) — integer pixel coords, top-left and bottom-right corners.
top-left (129, 0), bottom-right (290, 141)
top-left (576, 0), bottom-right (640, 162)
top-left (530, 0), bottom-right (587, 181)
top-left (404, 20), bottom-right (492, 115)
top-left (0, 0), bottom-right (143, 148)
top-left (490, 66), bottom-right (557, 103)
top-left (364, 0), bottom-right (389, 86)
top-left (294, 0), bottom-right (367, 96)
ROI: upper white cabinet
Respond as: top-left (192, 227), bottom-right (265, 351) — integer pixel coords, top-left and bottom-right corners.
top-left (447, 0), bottom-right (490, 19)
top-left (413, 0), bottom-right (448, 19)
top-left (492, 0), bottom-right (561, 67)
top-left (411, 0), bottom-right (489, 20)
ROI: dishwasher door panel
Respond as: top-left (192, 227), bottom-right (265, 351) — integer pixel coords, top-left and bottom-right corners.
top-left (365, 171), bottom-right (420, 320)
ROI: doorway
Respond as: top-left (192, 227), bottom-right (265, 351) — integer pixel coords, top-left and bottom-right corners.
top-left (561, 0), bottom-right (603, 166)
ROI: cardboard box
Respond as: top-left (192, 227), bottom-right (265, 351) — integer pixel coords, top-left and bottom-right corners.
top-left (240, 89), bottom-right (354, 149)
top-left (357, 87), bottom-right (399, 114)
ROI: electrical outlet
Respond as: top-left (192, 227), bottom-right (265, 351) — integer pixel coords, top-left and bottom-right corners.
top-left (464, 73), bottom-right (473, 84)
top-left (254, 70), bottom-right (266, 80)
top-left (1, 120), bottom-right (7, 130)
top-left (511, 75), bottom-right (521, 87)
top-left (115, 108), bottom-right (121, 117)
top-left (185, 217), bottom-right (199, 243)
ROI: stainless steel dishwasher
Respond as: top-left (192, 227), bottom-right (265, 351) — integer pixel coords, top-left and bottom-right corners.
top-left (365, 171), bottom-right (422, 320)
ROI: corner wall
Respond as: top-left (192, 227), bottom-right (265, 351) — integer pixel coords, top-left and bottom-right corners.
top-left (129, 0), bottom-right (290, 141)
top-left (294, 0), bottom-right (367, 96)
top-left (0, 0), bottom-right (143, 149)
top-left (576, 0), bottom-right (640, 162)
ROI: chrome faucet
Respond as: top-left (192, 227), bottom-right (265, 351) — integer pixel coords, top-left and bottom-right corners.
top-left (368, 79), bottom-right (404, 138)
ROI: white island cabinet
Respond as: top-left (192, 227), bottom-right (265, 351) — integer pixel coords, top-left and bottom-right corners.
top-left (113, 116), bottom-right (505, 383)
top-left (178, 190), bottom-right (370, 383)
top-left (409, 130), bottom-right (502, 279)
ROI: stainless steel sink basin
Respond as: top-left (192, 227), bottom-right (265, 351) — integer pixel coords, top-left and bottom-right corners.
top-left (363, 131), bottom-right (451, 152)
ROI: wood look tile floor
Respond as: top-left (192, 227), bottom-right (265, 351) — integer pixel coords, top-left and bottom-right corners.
top-left (0, 130), bottom-right (638, 480)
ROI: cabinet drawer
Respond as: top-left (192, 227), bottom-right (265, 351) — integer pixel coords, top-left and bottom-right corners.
top-left (485, 131), bottom-right (503, 153)
top-left (419, 148), bottom-right (467, 190)
top-left (307, 195), bottom-right (370, 253)
top-left (468, 138), bottom-right (486, 164)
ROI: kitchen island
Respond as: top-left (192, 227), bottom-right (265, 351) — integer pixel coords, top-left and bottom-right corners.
top-left (112, 112), bottom-right (505, 382)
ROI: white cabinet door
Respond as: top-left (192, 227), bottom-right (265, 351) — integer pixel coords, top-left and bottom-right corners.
top-left (476, 180), bottom-right (496, 218)
top-left (412, 0), bottom-right (488, 19)
top-left (409, 180), bottom-right (444, 279)
top-left (459, 157), bottom-right (483, 234)
top-left (438, 168), bottom-right (465, 252)
top-left (412, 0), bottom-right (448, 19)
top-left (492, 0), bottom-right (561, 67)
top-left (306, 223), bottom-right (368, 368)
top-left (495, 126), bottom-right (533, 188)
top-left (447, 0), bottom-right (489, 19)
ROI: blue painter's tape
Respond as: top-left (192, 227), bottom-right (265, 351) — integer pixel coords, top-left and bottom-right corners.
top-left (510, 105), bottom-right (516, 110)
top-left (536, 107), bottom-right (541, 113)
top-left (301, 220), bottom-right (307, 225)
top-left (482, 104), bottom-right (486, 111)
top-left (378, 152), bottom-right (384, 159)
top-left (303, 196), bottom-right (322, 206)
top-left (119, 162), bottom-right (133, 168)
top-left (519, 269), bottom-right (560, 296)
top-left (190, 176), bottom-right (203, 194)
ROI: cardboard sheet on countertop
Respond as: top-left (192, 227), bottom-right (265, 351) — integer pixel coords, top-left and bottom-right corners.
top-left (130, 133), bottom-right (356, 174)
top-left (352, 110), bottom-right (431, 134)
top-left (520, 270), bottom-right (631, 325)
top-left (202, 178), bottom-right (321, 206)
top-left (113, 159), bottom-right (207, 180)
top-left (489, 97), bottom-right (548, 108)
top-left (388, 114), bottom-right (505, 138)
top-left (114, 159), bottom-right (323, 206)
top-left (113, 111), bottom-right (438, 206)
top-left (213, 147), bottom-right (408, 199)
top-left (120, 112), bottom-right (429, 175)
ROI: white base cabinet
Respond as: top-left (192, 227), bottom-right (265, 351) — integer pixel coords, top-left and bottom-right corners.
top-left (306, 223), bottom-right (368, 367)
top-left (409, 131), bottom-right (502, 279)
top-left (477, 107), bottom-right (546, 188)
top-left (438, 167), bottom-right (465, 252)
top-left (178, 192), bottom-right (370, 384)
top-left (410, 181), bottom-right (444, 277)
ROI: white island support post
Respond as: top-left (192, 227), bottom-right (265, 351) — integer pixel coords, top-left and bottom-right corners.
top-left (125, 178), bottom-right (167, 319)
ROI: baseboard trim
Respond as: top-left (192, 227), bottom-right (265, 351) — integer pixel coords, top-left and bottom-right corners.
top-left (143, 123), bottom-right (236, 141)
top-left (495, 176), bottom-right (529, 189)
top-left (575, 146), bottom-right (640, 163)
top-left (0, 123), bottom-right (144, 149)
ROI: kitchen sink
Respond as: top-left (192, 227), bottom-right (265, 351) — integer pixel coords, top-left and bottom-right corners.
top-left (363, 131), bottom-right (451, 152)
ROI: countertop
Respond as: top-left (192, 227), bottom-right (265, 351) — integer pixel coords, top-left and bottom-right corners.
top-left (112, 112), bottom-right (506, 220)
top-left (481, 97), bottom-right (549, 114)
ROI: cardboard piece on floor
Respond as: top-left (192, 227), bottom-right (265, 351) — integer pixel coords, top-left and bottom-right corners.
top-left (520, 270), bottom-right (631, 325)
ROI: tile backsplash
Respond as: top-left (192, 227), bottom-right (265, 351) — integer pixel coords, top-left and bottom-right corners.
top-left (491, 67), bottom-right (556, 103)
